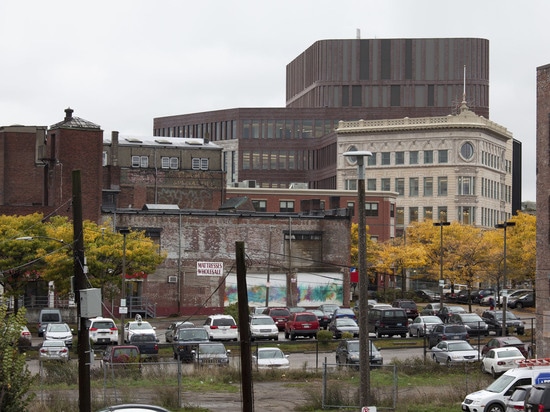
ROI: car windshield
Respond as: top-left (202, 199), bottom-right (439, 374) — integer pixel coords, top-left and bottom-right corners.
top-left (199, 344), bottom-right (226, 355)
top-left (92, 321), bottom-right (114, 329)
top-left (296, 314), bottom-right (317, 322)
top-left (251, 317), bottom-right (274, 325)
top-left (178, 329), bottom-right (208, 341)
top-left (498, 337), bottom-right (523, 345)
top-left (460, 314), bottom-right (482, 321)
top-left (130, 322), bottom-right (153, 330)
top-left (447, 342), bottom-right (473, 351)
top-left (337, 318), bottom-right (357, 326)
top-left (347, 342), bottom-right (360, 352)
top-left (497, 348), bottom-right (523, 358)
top-left (486, 374), bottom-right (516, 393)
top-left (422, 316), bottom-right (441, 323)
top-left (399, 301), bottom-right (416, 308)
top-left (445, 325), bottom-right (465, 333)
top-left (271, 309), bottom-right (289, 316)
top-left (212, 318), bottom-right (235, 327)
top-left (259, 349), bottom-right (284, 359)
top-left (49, 324), bottom-right (69, 332)
top-left (448, 306), bottom-right (463, 312)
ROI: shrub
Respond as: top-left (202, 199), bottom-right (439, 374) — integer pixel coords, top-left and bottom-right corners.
top-left (317, 330), bottom-right (333, 344)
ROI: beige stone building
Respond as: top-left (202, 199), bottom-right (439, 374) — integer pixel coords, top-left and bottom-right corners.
top-left (336, 101), bottom-right (515, 233)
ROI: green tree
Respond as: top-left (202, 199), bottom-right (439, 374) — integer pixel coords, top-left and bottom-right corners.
top-left (0, 306), bottom-right (35, 411)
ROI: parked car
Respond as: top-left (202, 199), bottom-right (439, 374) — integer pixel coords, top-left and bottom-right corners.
top-left (310, 309), bottom-right (330, 330)
top-left (368, 307), bottom-right (408, 338)
top-left (408, 315), bottom-right (443, 337)
top-left (172, 327), bottom-right (210, 362)
top-left (165, 321), bottom-right (194, 343)
top-left (392, 299), bottom-right (419, 319)
top-left (415, 289), bottom-right (440, 302)
top-left (203, 314), bottom-right (239, 341)
top-left (19, 326), bottom-right (32, 349)
top-left (129, 333), bottom-right (159, 358)
top-left (448, 313), bottom-right (489, 336)
top-left (252, 306), bottom-right (267, 315)
top-left (481, 336), bottom-right (529, 358)
top-left (455, 289), bottom-right (474, 304)
top-left (481, 310), bottom-right (525, 335)
top-left (288, 306), bottom-right (306, 314)
top-left (192, 342), bottom-right (230, 367)
top-left (252, 347), bottom-right (289, 369)
top-left (436, 305), bottom-right (467, 323)
top-left (442, 283), bottom-right (468, 300)
top-left (88, 316), bottom-right (118, 345)
top-left (101, 345), bottom-right (141, 370)
top-left (428, 324), bottom-right (469, 348)
top-left (481, 347), bottom-right (525, 378)
top-left (37, 308), bottom-right (63, 337)
top-left (335, 339), bottom-right (383, 369)
top-left (505, 385), bottom-right (532, 412)
top-left (249, 314), bottom-right (279, 341)
top-left (262, 307), bottom-right (291, 331)
top-left (124, 317), bottom-right (156, 343)
top-left (284, 312), bottom-right (319, 340)
top-left (44, 322), bottom-right (74, 348)
top-left (332, 307), bottom-right (357, 321)
top-left (419, 303), bottom-right (442, 316)
top-left (508, 292), bottom-right (535, 309)
top-left (474, 288), bottom-right (496, 304)
top-left (524, 383), bottom-right (550, 411)
top-left (328, 317), bottom-right (359, 339)
top-left (39, 340), bottom-right (70, 361)
top-left (317, 304), bottom-right (341, 322)
top-left (431, 340), bottom-right (478, 365)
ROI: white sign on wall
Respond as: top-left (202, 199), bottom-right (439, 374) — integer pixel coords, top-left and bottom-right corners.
top-left (197, 261), bottom-right (224, 276)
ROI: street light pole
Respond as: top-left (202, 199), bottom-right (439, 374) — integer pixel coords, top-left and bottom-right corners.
top-left (343, 149), bottom-right (372, 409)
top-left (433, 221), bottom-right (450, 308)
top-left (118, 228), bottom-right (130, 344)
top-left (495, 221), bottom-right (515, 337)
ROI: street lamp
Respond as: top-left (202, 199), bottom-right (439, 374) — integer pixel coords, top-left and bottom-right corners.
top-left (343, 149), bottom-right (372, 409)
top-left (119, 228), bottom-right (130, 345)
top-left (433, 221), bottom-right (450, 308)
top-left (495, 221), bottom-right (515, 337)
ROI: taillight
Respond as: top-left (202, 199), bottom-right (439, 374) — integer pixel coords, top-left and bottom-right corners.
top-left (497, 361), bottom-right (506, 366)
top-left (61, 348), bottom-right (68, 353)
top-left (40, 348), bottom-right (47, 353)
top-left (154, 344), bottom-right (158, 351)
top-left (230, 325), bottom-right (238, 329)
top-left (110, 327), bottom-right (118, 331)
top-left (89, 327), bottom-right (98, 332)
top-left (539, 404), bottom-right (544, 412)
top-left (22, 331), bottom-right (31, 337)
top-left (210, 325), bottom-right (219, 329)
top-left (441, 334), bottom-right (447, 340)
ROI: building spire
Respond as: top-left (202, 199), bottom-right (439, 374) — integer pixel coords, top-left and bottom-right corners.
top-left (460, 65), bottom-right (470, 113)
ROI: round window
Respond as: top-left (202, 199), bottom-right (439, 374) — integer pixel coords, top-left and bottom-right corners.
top-left (460, 142), bottom-right (474, 160)
top-left (345, 145), bottom-right (358, 164)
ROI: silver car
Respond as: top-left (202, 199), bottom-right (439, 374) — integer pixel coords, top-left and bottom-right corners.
top-left (249, 315), bottom-right (279, 341)
top-left (408, 315), bottom-right (443, 337)
top-left (39, 340), bottom-right (70, 361)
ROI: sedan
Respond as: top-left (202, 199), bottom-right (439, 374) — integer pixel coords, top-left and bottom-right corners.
top-left (481, 347), bottom-right (525, 378)
top-left (448, 313), bottom-right (489, 336)
top-left (408, 315), bottom-right (443, 337)
top-left (252, 347), bottom-right (289, 369)
top-left (44, 322), bottom-right (74, 348)
top-left (335, 339), bottom-right (383, 369)
top-left (481, 336), bottom-right (529, 358)
top-left (508, 292), bottom-right (535, 309)
top-left (39, 340), bottom-right (70, 361)
top-left (436, 305), bottom-right (467, 323)
top-left (420, 303), bottom-right (442, 316)
top-left (310, 309), bottom-right (330, 330)
top-left (328, 317), bottom-right (359, 339)
top-left (415, 289), bottom-right (440, 302)
top-left (431, 340), bottom-right (478, 365)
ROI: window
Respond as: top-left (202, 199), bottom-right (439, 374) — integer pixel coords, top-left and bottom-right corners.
top-left (252, 200), bottom-right (267, 212)
top-left (132, 155), bottom-right (148, 168)
top-left (424, 150), bottom-right (433, 164)
top-left (365, 203), bottom-right (379, 217)
top-left (381, 152), bottom-right (391, 165)
top-left (395, 178), bottom-right (404, 196)
top-left (396, 207), bottom-right (405, 225)
top-left (458, 176), bottom-right (475, 195)
top-left (381, 178), bottom-right (391, 191)
top-left (460, 142), bottom-right (474, 160)
top-left (409, 207), bottom-right (419, 223)
top-left (391, 85), bottom-right (400, 106)
top-left (395, 151), bottom-right (405, 165)
top-left (347, 201), bottom-right (355, 216)
top-left (161, 156), bottom-right (179, 169)
top-left (437, 176), bottom-right (448, 196)
top-left (423, 177), bottom-right (433, 196)
top-left (345, 179), bottom-right (357, 191)
top-left (437, 207), bottom-right (448, 222)
top-left (438, 150), bottom-right (448, 163)
top-left (409, 151), bottom-right (419, 164)
top-left (192, 158), bottom-right (209, 170)
top-left (424, 207), bottom-right (433, 220)
top-left (279, 201), bottom-right (294, 212)
top-left (367, 179), bottom-right (376, 191)
top-left (367, 153), bottom-right (377, 166)
top-left (458, 206), bottom-right (474, 225)
top-left (409, 177), bottom-right (419, 197)
top-left (102, 151), bottom-right (108, 166)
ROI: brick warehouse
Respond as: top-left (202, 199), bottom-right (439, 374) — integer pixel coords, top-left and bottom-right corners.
top-left (536, 64), bottom-right (550, 357)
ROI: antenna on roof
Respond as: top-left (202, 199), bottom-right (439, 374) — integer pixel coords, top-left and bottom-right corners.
top-left (462, 65), bottom-right (467, 104)
top-left (356, 28), bottom-right (361, 39)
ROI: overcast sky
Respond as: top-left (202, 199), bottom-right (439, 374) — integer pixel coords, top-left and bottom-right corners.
top-left (0, 1), bottom-right (546, 201)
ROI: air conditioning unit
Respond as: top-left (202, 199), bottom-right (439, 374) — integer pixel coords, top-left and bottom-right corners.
top-left (244, 180), bottom-right (257, 188)
top-left (167, 275), bottom-right (177, 284)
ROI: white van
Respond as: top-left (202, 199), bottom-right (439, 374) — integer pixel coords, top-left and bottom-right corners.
top-left (461, 359), bottom-right (550, 412)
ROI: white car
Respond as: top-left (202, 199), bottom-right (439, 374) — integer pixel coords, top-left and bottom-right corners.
top-left (203, 315), bottom-right (238, 341)
top-left (124, 317), bottom-right (156, 343)
top-left (39, 340), bottom-right (70, 361)
top-left (481, 347), bottom-right (525, 378)
top-left (44, 322), bottom-right (74, 348)
top-left (408, 315), bottom-right (443, 337)
top-left (88, 317), bottom-right (118, 345)
top-left (431, 340), bottom-right (478, 365)
top-left (249, 315), bottom-right (279, 341)
top-left (252, 347), bottom-right (289, 369)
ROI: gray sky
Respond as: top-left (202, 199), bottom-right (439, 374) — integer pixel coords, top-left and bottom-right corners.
top-left (1, 1), bottom-right (546, 201)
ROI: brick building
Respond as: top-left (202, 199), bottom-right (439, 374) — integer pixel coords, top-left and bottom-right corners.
top-left (536, 63), bottom-right (550, 357)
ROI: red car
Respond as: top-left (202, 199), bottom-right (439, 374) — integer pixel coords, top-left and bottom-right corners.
top-left (284, 312), bottom-right (320, 340)
top-left (481, 336), bottom-right (529, 358)
top-left (262, 307), bottom-right (291, 331)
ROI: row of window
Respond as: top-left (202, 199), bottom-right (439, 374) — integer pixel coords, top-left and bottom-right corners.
top-left (362, 149), bottom-right (448, 166)
top-left (346, 176), bottom-right (477, 197)
top-left (395, 206), bottom-right (477, 226)
top-left (129, 156), bottom-right (210, 171)
top-left (251, 199), bottom-right (381, 217)
top-left (481, 178), bottom-right (512, 203)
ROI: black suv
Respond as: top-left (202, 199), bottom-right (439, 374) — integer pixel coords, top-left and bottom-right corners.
top-left (391, 300), bottom-right (419, 319)
top-left (428, 324), bottom-right (469, 348)
top-left (172, 327), bottom-right (209, 362)
top-left (481, 310), bottom-right (525, 335)
top-left (525, 383), bottom-right (550, 412)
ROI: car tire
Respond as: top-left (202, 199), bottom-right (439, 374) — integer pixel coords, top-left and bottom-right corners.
top-left (491, 367), bottom-right (498, 379)
top-left (486, 403), bottom-right (504, 412)
top-left (432, 354), bottom-right (439, 364)
top-left (446, 357), bottom-right (452, 367)
top-left (284, 331), bottom-right (289, 339)
top-left (416, 329), bottom-right (422, 338)
top-left (274, 335), bottom-right (279, 341)
top-left (376, 329), bottom-right (382, 339)
top-left (516, 302), bottom-right (523, 309)
top-left (481, 362), bottom-right (486, 374)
